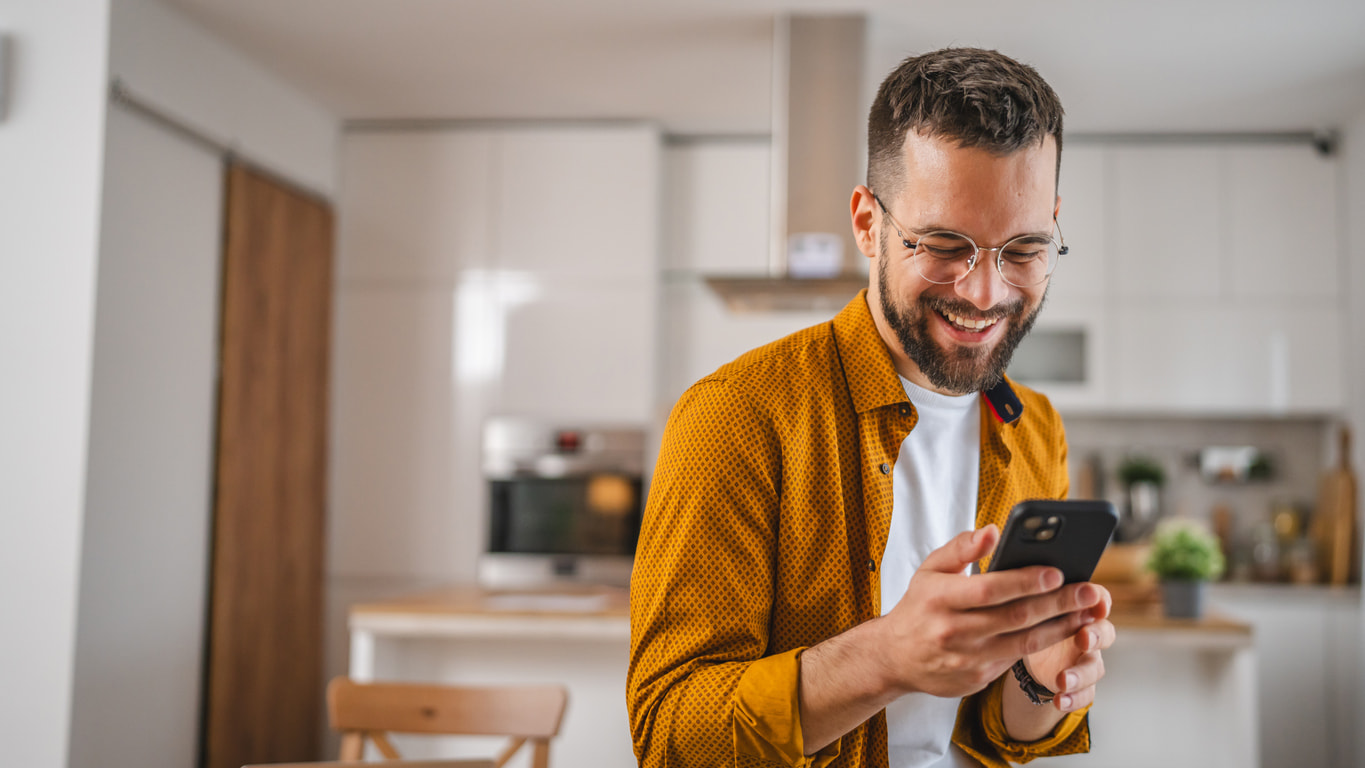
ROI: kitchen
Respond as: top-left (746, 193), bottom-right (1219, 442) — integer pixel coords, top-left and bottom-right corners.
top-left (4, 1), bottom-right (1365, 768)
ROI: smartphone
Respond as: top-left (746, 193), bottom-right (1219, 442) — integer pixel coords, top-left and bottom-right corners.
top-left (986, 499), bottom-right (1118, 584)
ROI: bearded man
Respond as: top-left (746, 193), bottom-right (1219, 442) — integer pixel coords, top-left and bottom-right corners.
top-left (627, 47), bottom-right (1114, 768)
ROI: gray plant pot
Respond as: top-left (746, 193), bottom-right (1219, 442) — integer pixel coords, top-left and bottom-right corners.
top-left (1161, 579), bottom-right (1206, 619)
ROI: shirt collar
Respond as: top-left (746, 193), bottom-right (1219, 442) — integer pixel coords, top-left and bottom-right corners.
top-left (830, 289), bottom-right (1024, 426)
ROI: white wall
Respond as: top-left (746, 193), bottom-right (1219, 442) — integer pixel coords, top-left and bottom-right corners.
top-left (67, 100), bottom-right (224, 768)
top-left (108, 0), bottom-right (338, 196)
top-left (0, 2), bottom-right (111, 767)
top-left (1343, 106), bottom-right (1365, 768)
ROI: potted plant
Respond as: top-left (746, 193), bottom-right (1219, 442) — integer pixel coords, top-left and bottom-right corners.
top-left (1116, 455), bottom-right (1166, 541)
top-left (1146, 519), bottom-right (1226, 619)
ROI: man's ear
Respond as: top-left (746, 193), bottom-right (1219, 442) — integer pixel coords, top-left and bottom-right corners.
top-left (1054, 194), bottom-right (1062, 219)
top-left (851, 185), bottom-right (879, 260)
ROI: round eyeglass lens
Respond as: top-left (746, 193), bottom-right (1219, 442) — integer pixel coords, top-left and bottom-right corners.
top-left (998, 236), bottom-right (1061, 287)
top-left (911, 232), bottom-right (978, 283)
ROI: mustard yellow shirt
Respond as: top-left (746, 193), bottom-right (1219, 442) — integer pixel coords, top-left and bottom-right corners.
top-left (628, 291), bottom-right (1089, 767)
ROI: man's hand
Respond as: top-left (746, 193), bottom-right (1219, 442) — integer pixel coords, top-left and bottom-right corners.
top-left (1024, 585), bottom-right (1114, 713)
top-left (874, 525), bottom-right (1105, 700)
top-left (799, 524), bottom-right (1110, 754)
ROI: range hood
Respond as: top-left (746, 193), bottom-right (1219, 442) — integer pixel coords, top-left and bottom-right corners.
top-left (705, 14), bottom-right (869, 312)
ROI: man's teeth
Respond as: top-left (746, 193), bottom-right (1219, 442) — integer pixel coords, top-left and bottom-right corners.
top-left (943, 311), bottom-right (998, 331)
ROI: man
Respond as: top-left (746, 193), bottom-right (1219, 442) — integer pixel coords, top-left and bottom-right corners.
top-left (628, 48), bottom-right (1114, 768)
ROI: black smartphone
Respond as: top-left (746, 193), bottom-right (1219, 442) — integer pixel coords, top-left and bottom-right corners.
top-left (986, 499), bottom-right (1118, 584)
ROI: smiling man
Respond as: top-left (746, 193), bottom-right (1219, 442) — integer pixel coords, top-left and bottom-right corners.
top-left (628, 48), bottom-right (1113, 768)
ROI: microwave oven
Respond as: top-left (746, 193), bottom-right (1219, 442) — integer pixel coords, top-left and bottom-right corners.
top-left (479, 418), bottom-right (645, 588)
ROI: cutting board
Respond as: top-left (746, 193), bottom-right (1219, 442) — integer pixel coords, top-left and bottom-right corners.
top-left (1312, 425), bottom-right (1358, 585)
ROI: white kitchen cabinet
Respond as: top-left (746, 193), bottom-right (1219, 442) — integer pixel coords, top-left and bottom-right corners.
top-left (1210, 585), bottom-right (1361, 768)
top-left (493, 274), bottom-right (657, 423)
top-left (1112, 146), bottom-right (1223, 300)
top-left (1052, 144), bottom-right (1108, 305)
top-left (496, 126), bottom-right (660, 281)
top-left (1112, 303), bottom-right (1344, 413)
top-left (663, 140), bottom-right (771, 274)
top-left (489, 126), bottom-right (660, 423)
top-left (339, 131), bottom-right (497, 283)
top-left (1225, 144), bottom-right (1340, 300)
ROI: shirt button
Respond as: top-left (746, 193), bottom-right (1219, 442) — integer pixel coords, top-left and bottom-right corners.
top-left (879, 462), bottom-right (891, 475)
top-left (867, 559), bottom-right (877, 572)
top-left (899, 404), bottom-right (910, 416)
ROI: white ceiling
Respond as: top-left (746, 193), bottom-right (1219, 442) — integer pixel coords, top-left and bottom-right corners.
top-left (163, 0), bottom-right (1365, 135)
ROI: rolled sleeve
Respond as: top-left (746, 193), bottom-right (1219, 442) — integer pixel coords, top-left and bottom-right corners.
top-left (734, 647), bottom-right (843, 767)
top-left (952, 675), bottom-right (1091, 767)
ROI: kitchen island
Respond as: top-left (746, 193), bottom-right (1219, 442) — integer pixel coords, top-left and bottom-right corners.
top-left (348, 586), bottom-right (1256, 768)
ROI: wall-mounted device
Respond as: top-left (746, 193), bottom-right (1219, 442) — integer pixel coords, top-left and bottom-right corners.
top-left (480, 418), bottom-right (646, 588)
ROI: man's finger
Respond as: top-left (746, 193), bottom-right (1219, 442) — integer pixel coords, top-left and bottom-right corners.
top-left (1057, 649), bottom-right (1106, 697)
top-left (1075, 618), bottom-right (1116, 653)
top-left (919, 525), bottom-right (999, 575)
top-left (950, 566), bottom-right (1069, 611)
top-left (959, 582), bottom-right (1102, 628)
top-left (987, 609), bottom-right (1095, 661)
top-left (1055, 682), bottom-right (1096, 713)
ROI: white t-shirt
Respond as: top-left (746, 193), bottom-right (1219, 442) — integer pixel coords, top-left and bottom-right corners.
top-left (880, 377), bottom-right (982, 768)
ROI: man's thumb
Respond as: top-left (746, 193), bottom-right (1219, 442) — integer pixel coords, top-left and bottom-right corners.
top-left (922, 524), bottom-right (999, 574)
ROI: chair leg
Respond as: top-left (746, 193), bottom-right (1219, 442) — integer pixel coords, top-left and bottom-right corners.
top-left (338, 732), bottom-right (364, 761)
top-left (530, 740), bottom-right (549, 768)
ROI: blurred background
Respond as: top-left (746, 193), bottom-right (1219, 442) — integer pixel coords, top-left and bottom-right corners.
top-left (3, 0), bottom-right (1365, 767)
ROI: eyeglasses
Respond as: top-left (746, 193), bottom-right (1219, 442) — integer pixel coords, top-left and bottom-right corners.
top-left (872, 193), bottom-right (1068, 288)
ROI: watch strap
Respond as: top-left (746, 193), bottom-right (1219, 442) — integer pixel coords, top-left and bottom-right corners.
top-left (1011, 659), bottom-right (1056, 705)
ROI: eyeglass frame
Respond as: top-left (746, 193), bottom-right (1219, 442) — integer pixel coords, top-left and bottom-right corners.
top-left (870, 192), bottom-right (1069, 288)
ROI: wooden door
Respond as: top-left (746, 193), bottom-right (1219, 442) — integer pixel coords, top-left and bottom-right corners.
top-left (204, 163), bottom-right (333, 768)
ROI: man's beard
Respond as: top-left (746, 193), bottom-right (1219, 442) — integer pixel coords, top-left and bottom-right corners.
top-left (877, 228), bottom-right (1043, 395)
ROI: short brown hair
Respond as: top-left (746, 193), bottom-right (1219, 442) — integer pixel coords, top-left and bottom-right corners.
top-left (867, 47), bottom-right (1064, 197)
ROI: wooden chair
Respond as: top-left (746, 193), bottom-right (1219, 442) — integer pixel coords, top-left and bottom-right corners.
top-left (326, 677), bottom-right (568, 768)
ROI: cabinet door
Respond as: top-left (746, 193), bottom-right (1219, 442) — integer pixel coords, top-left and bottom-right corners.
top-left (1112, 147), bottom-right (1222, 300)
top-left (1112, 304), bottom-right (1344, 413)
top-left (1051, 145), bottom-right (1107, 306)
top-left (496, 126), bottom-right (660, 280)
top-left (1225, 145), bottom-right (1339, 300)
top-left (664, 140), bottom-right (771, 274)
top-left (491, 126), bottom-right (661, 423)
top-left (492, 273), bottom-right (656, 423)
top-left (339, 130), bottom-right (496, 283)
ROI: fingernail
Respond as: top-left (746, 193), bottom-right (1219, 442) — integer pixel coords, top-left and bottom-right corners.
top-left (1063, 672), bottom-right (1077, 691)
top-left (1042, 569), bottom-right (1063, 590)
top-left (1058, 694), bottom-right (1073, 710)
top-left (1078, 585), bottom-right (1098, 604)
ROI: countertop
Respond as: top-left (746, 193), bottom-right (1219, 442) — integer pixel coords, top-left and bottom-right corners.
top-left (349, 584), bottom-right (1253, 649)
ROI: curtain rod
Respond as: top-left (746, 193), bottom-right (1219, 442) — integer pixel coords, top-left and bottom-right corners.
top-left (108, 79), bottom-right (332, 202)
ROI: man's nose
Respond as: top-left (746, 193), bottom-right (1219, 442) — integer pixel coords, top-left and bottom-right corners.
top-left (954, 253), bottom-right (1011, 310)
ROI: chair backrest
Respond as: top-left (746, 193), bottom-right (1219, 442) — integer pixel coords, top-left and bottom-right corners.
top-left (326, 677), bottom-right (568, 768)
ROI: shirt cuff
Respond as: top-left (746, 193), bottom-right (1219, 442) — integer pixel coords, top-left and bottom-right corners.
top-left (733, 647), bottom-right (843, 768)
top-left (953, 674), bottom-right (1091, 766)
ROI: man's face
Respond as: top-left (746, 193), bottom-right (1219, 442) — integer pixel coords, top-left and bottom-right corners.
top-left (862, 131), bottom-right (1059, 395)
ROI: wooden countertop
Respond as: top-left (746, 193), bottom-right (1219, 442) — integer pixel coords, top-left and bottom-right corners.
top-left (349, 585), bottom-right (631, 641)
top-left (349, 584), bottom-right (1252, 649)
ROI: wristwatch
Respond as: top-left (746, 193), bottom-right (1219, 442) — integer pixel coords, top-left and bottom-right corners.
top-left (1011, 659), bottom-right (1056, 705)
